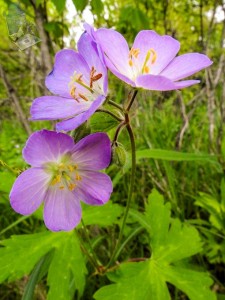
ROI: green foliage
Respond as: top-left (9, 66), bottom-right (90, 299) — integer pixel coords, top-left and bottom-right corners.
top-left (94, 190), bottom-right (216, 300)
top-left (91, 0), bottom-right (104, 16)
top-left (72, 0), bottom-right (88, 12)
top-left (90, 111), bottom-right (119, 132)
top-left (0, 231), bottom-right (87, 299)
top-left (81, 201), bottom-right (123, 227)
top-left (51, 0), bottom-right (66, 14)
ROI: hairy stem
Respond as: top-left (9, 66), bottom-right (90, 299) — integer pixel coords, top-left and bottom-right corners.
top-left (96, 109), bottom-right (123, 122)
top-left (108, 100), bottom-right (124, 111)
top-left (107, 122), bottom-right (136, 268)
top-left (126, 89), bottom-right (138, 112)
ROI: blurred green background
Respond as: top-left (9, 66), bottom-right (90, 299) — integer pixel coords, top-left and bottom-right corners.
top-left (0, 0), bottom-right (225, 299)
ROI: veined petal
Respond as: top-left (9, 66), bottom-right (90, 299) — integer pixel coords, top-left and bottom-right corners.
top-left (44, 187), bottom-right (82, 231)
top-left (160, 53), bottom-right (213, 81)
top-left (10, 168), bottom-right (49, 215)
top-left (72, 132), bottom-right (111, 170)
top-left (45, 49), bottom-right (90, 97)
top-left (23, 130), bottom-right (74, 166)
top-left (136, 74), bottom-right (200, 91)
top-left (174, 79), bottom-right (200, 89)
top-left (95, 28), bottom-right (131, 75)
top-left (132, 30), bottom-right (180, 75)
top-left (30, 96), bottom-right (90, 121)
top-left (78, 32), bottom-right (108, 94)
top-left (104, 57), bottom-right (136, 87)
top-left (56, 95), bottom-right (105, 132)
top-left (77, 171), bottom-right (113, 205)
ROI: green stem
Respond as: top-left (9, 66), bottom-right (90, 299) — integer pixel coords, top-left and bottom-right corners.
top-left (96, 109), bottom-right (123, 122)
top-left (107, 123), bottom-right (136, 268)
top-left (81, 219), bottom-right (99, 267)
top-left (108, 100), bottom-right (124, 111)
top-left (75, 229), bottom-right (98, 270)
top-left (112, 121), bottom-right (126, 144)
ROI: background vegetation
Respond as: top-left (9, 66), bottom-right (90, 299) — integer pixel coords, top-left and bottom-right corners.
top-left (0, 0), bottom-right (225, 299)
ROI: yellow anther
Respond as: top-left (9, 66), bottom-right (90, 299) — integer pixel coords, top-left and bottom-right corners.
top-left (51, 174), bottom-right (61, 185)
top-left (150, 48), bottom-right (157, 64)
top-left (129, 60), bottom-right (133, 67)
top-left (67, 165), bottom-right (78, 172)
top-left (144, 66), bottom-right (150, 74)
top-left (142, 48), bottom-right (157, 74)
top-left (63, 173), bottom-right (71, 181)
top-left (133, 48), bottom-right (140, 58)
top-left (75, 173), bottom-right (82, 181)
top-left (68, 165), bottom-right (73, 172)
top-left (69, 183), bottom-right (76, 191)
top-left (59, 186), bottom-right (65, 190)
top-left (59, 163), bottom-right (65, 169)
top-left (128, 48), bottom-right (140, 60)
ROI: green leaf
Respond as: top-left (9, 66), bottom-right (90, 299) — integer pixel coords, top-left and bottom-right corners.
top-left (22, 251), bottom-right (53, 300)
top-left (51, 0), bottom-right (66, 13)
top-left (81, 201), bottom-right (123, 227)
top-left (0, 231), bottom-right (87, 299)
top-left (195, 192), bottom-right (224, 230)
top-left (113, 149), bottom-right (221, 188)
top-left (221, 178), bottom-right (225, 210)
top-left (72, 0), bottom-right (88, 12)
top-left (91, 0), bottom-right (104, 16)
top-left (136, 149), bottom-right (219, 164)
top-left (90, 112), bottom-right (119, 132)
top-left (47, 233), bottom-right (87, 300)
top-left (94, 190), bottom-right (216, 300)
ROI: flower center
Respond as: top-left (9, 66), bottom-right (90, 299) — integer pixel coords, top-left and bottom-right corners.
top-left (68, 67), bottom-right (102, 102)
top-left (128, 47), bottom-right (157, 76)
top-left (48, 162), bottom-right (82, 191)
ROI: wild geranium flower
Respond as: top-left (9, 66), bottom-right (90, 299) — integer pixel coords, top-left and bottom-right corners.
top-left (30, 32), bottom-right (107, 132)
top-left (10, 130), bottom-right (112, 231)
top-left (85, 24), bottom-right (213, 91)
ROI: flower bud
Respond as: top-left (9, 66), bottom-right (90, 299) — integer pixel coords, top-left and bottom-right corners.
top-left (112, 142), bottom-right (127, 167)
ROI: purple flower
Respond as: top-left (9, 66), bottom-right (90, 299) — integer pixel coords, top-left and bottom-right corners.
top-left (85, 24), bottom-right (213, 91)
top-left (10, 130), bottom-right (113, 231)
top-left (30, 33), bottom-right (108, 132)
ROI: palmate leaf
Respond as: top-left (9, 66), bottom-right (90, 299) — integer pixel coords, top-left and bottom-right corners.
top-left (94, 190), bottom-right (216, 300)
top-left (0, 231), bottom-right (87, 299)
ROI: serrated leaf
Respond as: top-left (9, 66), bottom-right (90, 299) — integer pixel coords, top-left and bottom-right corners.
top-left (0, 231), bottom-right (87, 299)
top-left (0, 232), bottom-right (57, 282)
top-left (90, 112), bottom-right (119, 132)
top-left (195, 192), bottom-right (223, 230)
top-left (81, 201), bottom-right (123, 227)
top-left (94, 190), bottom-right (216, 300)
top-left (47, 233), bottom-right (87, 300)
top-left (72, 0), bottom-right (88, 12)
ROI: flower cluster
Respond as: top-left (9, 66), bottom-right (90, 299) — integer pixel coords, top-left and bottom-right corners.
top-left (10, 23), bottom-right (212, 231)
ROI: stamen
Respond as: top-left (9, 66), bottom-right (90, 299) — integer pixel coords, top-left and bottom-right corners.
top-left (141, 48), bottom-right (157, 74)
top-left (59, 186), bottom-right (64, 190)
top-left (69, 183), bottom-right (76, 191)
top-left (75, 173), bottom-right (82, 181)
top-left (67, 165), bottom-right (77, 172)
top-left (129, 60), bottom-right (133, 67)
top-left (78, 93), bottom-right (89, 101)
top-left (144, 66), bottom-right (150, 74)
top-left (51, 174), bottom-right (61, 185)
top-left (90, 66), bottom-right (102, 89)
